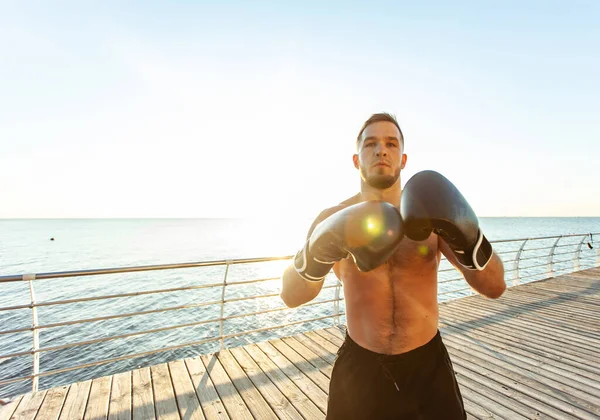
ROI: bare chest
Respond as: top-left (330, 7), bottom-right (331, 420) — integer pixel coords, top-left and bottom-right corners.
top-left (335, 235), bottom-right (440, 285)
top-left (382, 236), bottom-right (439, 273)
top-left (333, 235), bottom-right (441, 353)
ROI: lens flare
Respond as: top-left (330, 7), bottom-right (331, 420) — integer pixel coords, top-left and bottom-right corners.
top-left (364, 216), bottom-right (382, 236)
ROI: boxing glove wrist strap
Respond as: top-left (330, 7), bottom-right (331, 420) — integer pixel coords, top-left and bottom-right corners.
top-left (453, 230), bottom-right (493, 271)
top-left (293, 241), bottom-right (334, 282)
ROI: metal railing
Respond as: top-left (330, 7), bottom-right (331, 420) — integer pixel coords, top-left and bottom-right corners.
top-left (0, 232), bottom-right (598, 396)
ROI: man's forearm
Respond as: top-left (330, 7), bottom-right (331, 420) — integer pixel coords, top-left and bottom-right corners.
top-left (463, 252), bottom-right (506, 299)
top-left (280, 264), bottom-right (325, 308)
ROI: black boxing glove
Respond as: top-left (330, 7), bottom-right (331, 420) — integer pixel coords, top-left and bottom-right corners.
top-left (294, 201), bottom-right (404, 281)
top-left (400, 170), bottom-right (492, 271)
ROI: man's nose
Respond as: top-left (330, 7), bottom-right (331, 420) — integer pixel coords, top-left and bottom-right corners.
top-left (375, 144), bottom-right (388, 157)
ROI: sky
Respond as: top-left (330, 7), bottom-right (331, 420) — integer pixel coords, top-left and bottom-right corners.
top-left (1, 0), bottom-right (598, 219)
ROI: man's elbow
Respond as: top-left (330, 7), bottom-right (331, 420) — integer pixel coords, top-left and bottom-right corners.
top-left (482, 257), bottom-right (506, 299)
top-left (485, 281), bottom-right (506, 299)
top-left (280, 291), bottom-right (302, 308)
top-left (280, 289), bottom-right (318, 308)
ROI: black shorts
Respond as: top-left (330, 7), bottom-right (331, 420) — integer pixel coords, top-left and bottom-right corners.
top-left (326, 330), bottom-right (466, 420)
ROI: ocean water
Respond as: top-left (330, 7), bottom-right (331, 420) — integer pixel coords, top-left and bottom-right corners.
top-left (1, 217), bottom-right (599, 399)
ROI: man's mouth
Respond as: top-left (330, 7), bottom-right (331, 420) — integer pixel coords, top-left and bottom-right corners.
top-left (373, 161), bottom-right (391, 168)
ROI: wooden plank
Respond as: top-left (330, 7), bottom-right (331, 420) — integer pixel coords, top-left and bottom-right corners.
top-left (440, 307), bottom-right (599, 363)
top-left (440, 322), bottom-right (600, 382)
top-left (269, 339), bottom-right (330, 393)
top-left (211, 350), bottom-right (277, 419)
top-left (462, 296), bottom-right (600, 335)
top-left (505, 286), bottom-right (599, 308)
top-left (501, 293), bottom-right (600, 321)
top-left (184, 357), bottom-right (229, 420)
top-left (84, 375), bottom-right (112, 420)
top-left (324, 326), bottom-right (345, 341)
top-left (313, 329), bottom-right (343, 347)
top-left (471, 287), bottom-right (597, 311)
top-left (457, 378), bottom-right (529, 420)
top-left (37, 386), bottom-right (68, 420)
top-left (441, 305), bottom-right (600, 359)
top-left (9, 390), bottom-right (46, 420)
top-left (539, 273), bottom-right (598, 283)
top-left (513, 293), bottom-right (600, 308)
top-left (497, 294), bottom-right (599, 322)
top-left (243, 344), bottom-right (324, 419)
top-left (456, 305), bottom-right (600, 348)
top-left (452, 353), bottom-right (592, 420)
top-left (216, 350), bottom-right (279, 420)
top-left (441, 310), bottom-right (597, 363)
top-left (150, 364), bottom-right (179, 420)
top-left (514, 285), bottom-right (600, 302)
top-left (256, 341), bottom-right (328, 413)
top-left (303, 331), bottom-right (340, 355)
top-left (108, 371), bottom-right (132, 420)
top-left (280, 336), bottom-right (333, 378)
top-left (0, 396), bottom-right (22, 420)
top-left (502, 295), bottom-right (600, 318)
top-left (516, 276), bottom-right (598, 291)
top-left (287, 335), bottom-right (336, 365)
top-left (461, 394), bottom-right (497, 420)
top-left (132, 367), bottom-right (155, 420)
top-left (510, 286), bottom-right (599, 305)
top-left (443, 333), bottom-right (600, 402)
top-left (167, 359), bottom-right (205, 420)
top-left (200, 354), bottom-right (253, 420)
top-left (448, 300), bottom-right (600, 349)
top-left (445, 340), bottom-right (600, 419)
top-left (59, 380), bottom-right (92, 420)
top-left (533, 276), bottom-right (600, 288)
top-left (228, 347), bottom-right (301, 420)
top-left (567, 274), bottom-right (600, 284)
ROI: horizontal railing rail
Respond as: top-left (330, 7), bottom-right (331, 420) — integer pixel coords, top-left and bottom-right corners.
top-left (0, 256), bottom-right (293, 283)
top-left (0, 231), bottom-right (598, 395)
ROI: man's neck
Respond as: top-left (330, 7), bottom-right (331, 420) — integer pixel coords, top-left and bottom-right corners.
top-left (359, 181), bottom-right (402, 208)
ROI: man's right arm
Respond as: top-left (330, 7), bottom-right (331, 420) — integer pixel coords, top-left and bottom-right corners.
top-left (280, 197), bottom-right (404, 307)
top-left (279, 208), bottom-right (338, 308)
top-left (280, 264), bottom-right (326, 308)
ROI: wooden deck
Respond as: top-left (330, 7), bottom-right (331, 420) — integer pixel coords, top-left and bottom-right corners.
top-left (2, 267), bottom-right (599, 420)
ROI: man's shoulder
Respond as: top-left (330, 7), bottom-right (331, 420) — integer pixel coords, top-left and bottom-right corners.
top-left (306, 194), bottom-right (362, 238)
top-left (317, 194), bottom-right (361, 221)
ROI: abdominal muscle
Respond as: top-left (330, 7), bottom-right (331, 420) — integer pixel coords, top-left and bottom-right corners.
top-left (333, 236), bottom-right (441, 355)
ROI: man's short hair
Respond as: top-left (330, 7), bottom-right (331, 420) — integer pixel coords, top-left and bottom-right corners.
top-left (356, 112), bottom-right (404, 148)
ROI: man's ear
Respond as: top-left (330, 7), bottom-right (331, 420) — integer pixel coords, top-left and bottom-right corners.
top-left (401, 153), bottom-right (407, 169)
top-left (353, 154), bottom-right (359, 169)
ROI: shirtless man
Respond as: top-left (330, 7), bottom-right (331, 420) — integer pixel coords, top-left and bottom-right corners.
top-left (280, 113), bottom-right (506, 419)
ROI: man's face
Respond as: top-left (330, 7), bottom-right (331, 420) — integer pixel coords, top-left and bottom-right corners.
top-left (353, 121), bottom-right (407, 189)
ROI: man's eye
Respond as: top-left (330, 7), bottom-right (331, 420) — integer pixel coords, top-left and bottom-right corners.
top-left (388, 142), bottom-right (397, 147)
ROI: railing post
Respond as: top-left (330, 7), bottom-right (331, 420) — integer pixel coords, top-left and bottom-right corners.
top-left (547, 236), bottom-right (562, 278)
top-left (25, 274), bottom-right (39, 392)
top-left (333, 277), bottom-right (341, 326)
top-left (595, 234), bottom-right (600, 266)
top-left (513, 239), bottom-right (528, 286)
top-left (219, 261), bottom-right (231, 352)
top-left (574, 234), bottom-right (588, 272)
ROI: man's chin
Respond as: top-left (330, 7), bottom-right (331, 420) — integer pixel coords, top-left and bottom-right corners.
top-left (366, 175), bottom-right (397, 190)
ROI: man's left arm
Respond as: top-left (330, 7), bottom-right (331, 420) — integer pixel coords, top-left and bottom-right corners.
top-left (438, 236), bottom-right (506, 299)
